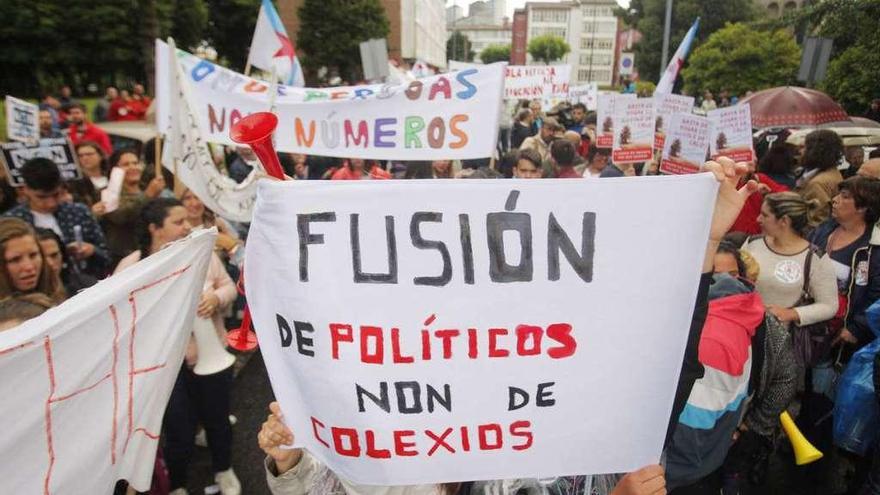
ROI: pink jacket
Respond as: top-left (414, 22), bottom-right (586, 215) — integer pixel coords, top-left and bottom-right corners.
top-left (115, 249), bottom-right (237, 365)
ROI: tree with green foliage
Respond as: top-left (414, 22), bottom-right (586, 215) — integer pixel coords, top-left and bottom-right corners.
top-left (781, 0), bottom-right (880, 114)
top-left (527, 35), bottom-right (570, 64)
top-left (624, 0), bottom-right (757, 83)
top-left (479, 44), bottom-right (510, 64)
top-left (297, 0), bottom-right (389, 83)
top-left (0, 0), bottom-right (208, 96)
top-left (821, 46), bottom-right (880, 114)
top-left (447, 31), bottom-right (475, 62)
top-left (206, 0), bottom-right (260, 71)
top-left (681, 23), bottom-right (800, 96)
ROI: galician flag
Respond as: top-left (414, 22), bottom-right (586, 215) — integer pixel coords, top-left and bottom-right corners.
top-left (655, 18), bottom-right (699, 95)
top-left (246, 0), bottom-right (305, 87)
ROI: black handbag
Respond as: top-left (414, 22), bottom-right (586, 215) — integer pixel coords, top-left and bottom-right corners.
top-left (791, 248), bottom-right (835, 368)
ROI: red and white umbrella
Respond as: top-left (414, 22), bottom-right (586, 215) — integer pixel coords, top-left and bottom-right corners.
top-left (741, 86), bottom-right (851, 128)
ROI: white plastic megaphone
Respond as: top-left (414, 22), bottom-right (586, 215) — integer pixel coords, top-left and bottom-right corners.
top-left (192, 316), bottom-right (235, 376)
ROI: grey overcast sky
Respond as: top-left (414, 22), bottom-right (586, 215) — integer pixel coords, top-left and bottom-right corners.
top-left (445, 0), bottom-right (631, 18)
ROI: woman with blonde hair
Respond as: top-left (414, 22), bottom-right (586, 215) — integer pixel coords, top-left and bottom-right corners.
top-left (744, 192), bottom-right (838, 328)
top-left (0, 217), bottom-right (65, 303)
top-left (179, 188), bottom-right (243, 265)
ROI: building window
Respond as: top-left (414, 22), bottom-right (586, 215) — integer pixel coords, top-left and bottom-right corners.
top-left (582, 6), bottom-right (613, 17)
top-left (767, 2), bottom-right (779, 16)
top-left (531, 27), bottom-right (567, 39)
top-left (580, 38), bottom-right (614, 50)
top-left (579, 53), bottom-right (612, 66)
top-left (577, 69), bottom-right (611, 82)
top-left (582, 20), bottom-right (617, 34)
top-left (783, 1), bottom-right (798, 11)
top-left (533, 9), bottom-right (569, 23)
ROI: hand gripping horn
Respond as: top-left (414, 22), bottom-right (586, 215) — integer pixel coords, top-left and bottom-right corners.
top-left (226, 112), bottom-right (286, 351)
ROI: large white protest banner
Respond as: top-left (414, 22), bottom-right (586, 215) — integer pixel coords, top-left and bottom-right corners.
top-left (161, 39), bottom-right (262, 223)
top-left (156, 40), bottom-right (505, 160)
top-left (245, 176), bottom-right (719, 485)
top-left (0, 230), bottom-right (216, 494)
top-left (5, 95), bottom-right (40, 144)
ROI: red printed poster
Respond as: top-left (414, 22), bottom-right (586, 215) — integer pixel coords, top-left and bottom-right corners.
top-left (708, 105), bottom-right (755, 163)
top-left (612, 98), bottom-right (654, 164)
top-left (653, 93), bottom-right (694, 151)
top-left (659, 113), bottom-right (710, 175)
top-left (596, 93), bottom-right (635, 148)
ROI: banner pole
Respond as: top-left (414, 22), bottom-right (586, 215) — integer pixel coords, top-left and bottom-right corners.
top-left (154, 133), bottom-right (162, 180)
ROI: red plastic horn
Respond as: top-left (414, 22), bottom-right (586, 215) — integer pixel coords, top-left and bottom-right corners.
top-left (230, 112), bottom-right (286, 180)
top-left (226, 111), bottom-right (286, 351)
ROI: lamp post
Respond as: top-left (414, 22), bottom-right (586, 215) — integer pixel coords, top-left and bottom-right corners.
top-left (660, 0), bottom-right (673, 69)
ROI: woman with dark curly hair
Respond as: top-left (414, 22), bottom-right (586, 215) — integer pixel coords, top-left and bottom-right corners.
top-left (796, 129), bottom-right (844, 228)
top-left (810, 176), bottom-right (880, 351)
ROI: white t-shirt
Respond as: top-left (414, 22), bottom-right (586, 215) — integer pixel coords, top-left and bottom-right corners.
top-left (89, 176), bottom-right (109, 191)
top-left (32, 211), bottom-right (62, 238)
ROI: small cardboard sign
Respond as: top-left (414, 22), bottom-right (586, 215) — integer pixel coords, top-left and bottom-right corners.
top-left (611, 98), bottom-right (654, 164)
top-left (1, 138), bottom-right (81, 187)
top-left (708, 105), bottom-right (755, 163)
top-left (653, 94), bottom-right (694, 151)
top-left (659, 113), bottom-right (710, 175)
top-left (569, 83), bottom-right (599, 111)
top-left (5, 95), bottom-right (40, 144)
top-left (596, 93), bottom-right (635, 148)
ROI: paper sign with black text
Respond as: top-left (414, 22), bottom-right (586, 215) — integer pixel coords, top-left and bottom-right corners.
top-left (708, 106), bottom-right (755, 163)
top-left (0, 229), bottom-right (215, 494)
top-left (245, 177), bottom-right (719, 485)
top-left (5, 95), bottom-right (40, 143)
top-left (569, 84), bottom-right (599, 111)
top-left (660, 114), bottom-right (710, 175)
top-left (596, 93), bottom-right (635, 148)
top-left (653, 94), bottom-right (694, 150)
top-left (503, 65), bottom-right (571, 100)
top-left (612, 98), bottom-right (654, 164)
top-left (1, 137), bottom-right (81, 187)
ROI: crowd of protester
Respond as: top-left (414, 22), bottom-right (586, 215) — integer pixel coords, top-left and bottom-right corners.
top-left (2, 86), bottom-right (880, 495)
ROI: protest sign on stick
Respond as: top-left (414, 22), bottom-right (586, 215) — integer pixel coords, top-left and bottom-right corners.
top-left (245, 176), bottom-right (719, 485)
top-left (0, 229), bottom-right (215, 494)
top-left (596, 93), bottom-right (635, 148)
top-left (659, 114), bottom-right (710, 175)
top-left (708, 105), bottom-right (755, 163)
top-left (653, 94), bottom-right (694, 150)
top-left (612, 98), bottom-right (654, 164)
top-left (5, 95), bottom-right (40, 144)
top-left (568, 84), bottom-right (598, 111)
top-left (156, 40), bottom-right (505, 161)
top-left (1, 138), bottom-right (81, 187)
